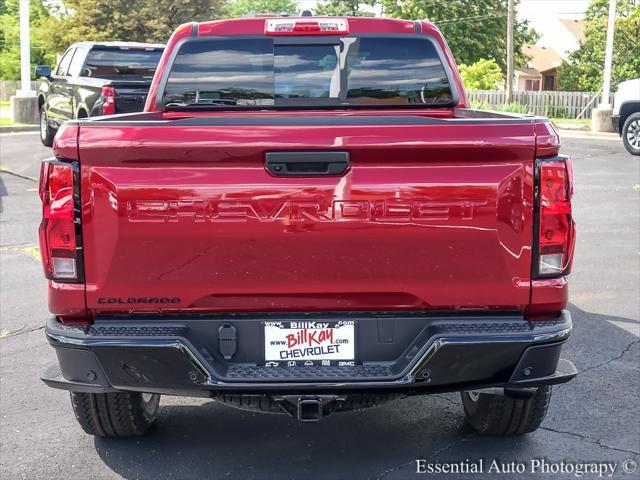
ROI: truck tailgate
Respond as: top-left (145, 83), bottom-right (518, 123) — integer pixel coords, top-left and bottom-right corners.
top-left (112, 81), bottom-right (152, 114)
top-left (78, 115), bottom-right (536, 313)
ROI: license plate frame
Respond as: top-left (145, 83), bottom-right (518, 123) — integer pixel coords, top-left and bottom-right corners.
top-left (262, 320), bottom-right (356, 367)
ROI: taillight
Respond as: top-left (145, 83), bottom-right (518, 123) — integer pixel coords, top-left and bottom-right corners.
top-left (100, 86), bottom-right (116, 115)
top-left (265, 18), bottom-right (349, 35)
top-left (534, 156), bottom-right (575, 277)
top-left (39, 159), bottom-right (83, 282)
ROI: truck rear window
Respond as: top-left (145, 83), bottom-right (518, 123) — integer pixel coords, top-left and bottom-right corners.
top-left (85, 48), bottom-right (164, 78)
top-left (161, 37), bottom-right (454, 108)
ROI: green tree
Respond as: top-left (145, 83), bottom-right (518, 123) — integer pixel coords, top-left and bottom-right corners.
top-left (36, 0), bottom-right (228, 55)
top-left (315, 0), bottom-right (376, 16)
top-left (0, 0), bottom-right (59, 80)
top-left (558, 0), bottom-right (640, 92)
top-left (227, 0), bottom-right (298, 17)
top-left (140, 0), bottom-right (229, 40)
top-left (380, 0), bottom-right (537, 74)
top-left (459, 58), bottom-right (505, 90)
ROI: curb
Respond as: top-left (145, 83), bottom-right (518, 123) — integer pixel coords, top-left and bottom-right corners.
top-left (0, 125), bottom-right (39, 134)
top-left (556, 129), bottom-right (620, 141)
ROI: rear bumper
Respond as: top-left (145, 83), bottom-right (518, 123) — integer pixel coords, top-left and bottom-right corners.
top-left (42, 311), bottom-right (577, 396)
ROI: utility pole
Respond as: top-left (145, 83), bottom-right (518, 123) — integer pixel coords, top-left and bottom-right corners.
top-left (592, 0), bottom-right (617, 132)
top-left (506, 0), bottom-right (514, 102)
top-left (10, 0), bottom-right (37, 125)
top-left (17, 0), bottom-right (34, 97)
top-left (599, 0), bottom-right (617, 108)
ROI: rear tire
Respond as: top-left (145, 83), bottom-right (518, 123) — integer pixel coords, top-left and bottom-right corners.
top-left (69, 391), bottom-right (160, 437)
top-left (461, 386), bottom-right (551, 436)
top-left (39, 108), bottom-right (55, 147)
top-left (622, 112), bottom-right (640, 156)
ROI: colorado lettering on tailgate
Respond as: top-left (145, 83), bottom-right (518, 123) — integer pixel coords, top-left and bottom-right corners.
top-left (126, 199), bottom-right (488, 223)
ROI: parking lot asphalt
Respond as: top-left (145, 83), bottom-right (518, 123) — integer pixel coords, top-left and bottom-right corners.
top-left (0, 132), bottom-right (638, 480)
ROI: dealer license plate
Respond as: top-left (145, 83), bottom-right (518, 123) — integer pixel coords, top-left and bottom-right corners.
top-left (263, 321), bottom-right (355, 367)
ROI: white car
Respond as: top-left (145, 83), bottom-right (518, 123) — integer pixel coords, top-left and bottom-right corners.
top-left (612, 78), bottom-right (640, 155)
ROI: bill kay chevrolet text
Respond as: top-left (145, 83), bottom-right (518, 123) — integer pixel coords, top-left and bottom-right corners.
top-left (39, 17), bottom-right (578, 437)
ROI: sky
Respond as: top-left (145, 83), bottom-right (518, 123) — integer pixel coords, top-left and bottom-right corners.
top-left (518, 0), bottom-right (591, 20)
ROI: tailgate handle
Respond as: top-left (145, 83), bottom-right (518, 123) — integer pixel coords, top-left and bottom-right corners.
top-left (265, 151), bottom-right (350, 176)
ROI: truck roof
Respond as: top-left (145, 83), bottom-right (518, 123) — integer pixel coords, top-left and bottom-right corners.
top-left (195, 16), bottom-right (440, 36)
top-left (70, 41), bottom-right (165, 49)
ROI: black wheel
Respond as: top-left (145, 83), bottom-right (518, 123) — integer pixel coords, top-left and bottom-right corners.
top-left (39, 108), bottom-right (56, 147)
top-left (70, 391), bottom-right (160, 437)
top-left (461, 386), bottom-right (551, 436)
top-left (622, 112), bottom-right (640, 156)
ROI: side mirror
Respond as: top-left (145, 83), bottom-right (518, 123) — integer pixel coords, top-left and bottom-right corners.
top-left (35, 65), bottom-right (52, 79)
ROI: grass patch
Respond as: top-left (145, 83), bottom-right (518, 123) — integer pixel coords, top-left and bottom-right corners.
top-left (0, 103), bottom-right (12, 125)
top-left (1, 102), bottom-right (11, 118)
top-left (551, 118), bottom-right (591, 125)
top-left (550, 118), bottom-right (591, 131)
top-left (0, 101), bottom-right (20, 126)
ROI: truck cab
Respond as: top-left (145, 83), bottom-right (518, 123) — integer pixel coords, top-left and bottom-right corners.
top-left (36, 42), bottom-right (164, 146)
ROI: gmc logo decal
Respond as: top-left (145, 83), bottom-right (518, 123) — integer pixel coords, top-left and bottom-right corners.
top-left (126, 199), bottom-right (487, 223)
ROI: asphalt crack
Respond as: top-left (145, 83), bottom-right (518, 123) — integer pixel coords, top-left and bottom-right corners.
top-left (432, 394), bottom-right (461, 408)
top-left (0, 166), bottom-right (38, 182)
top-left (376, 459), bottom-right (416, 480)
top-left (376, 435), bottom-right (474, 480)
top-left (540, 426), bottom-right (640, 456)
top-left (0, 324), bottom-right (45, 340)
top-left (580, 339), bottom-right (640, 375)
top-left (424, 434), bottom-right (475, 461)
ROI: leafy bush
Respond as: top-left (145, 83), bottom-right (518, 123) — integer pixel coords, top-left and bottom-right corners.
top-left (459, 59), bottom-right (505, 91)
top-left (496, 102), bottom-right (531, 114)
top-left (469, 99), bottom-right (492, 110)
top-left (469, 100), bottom-right (531, 115)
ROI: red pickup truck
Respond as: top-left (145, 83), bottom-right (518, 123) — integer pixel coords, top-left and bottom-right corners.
top-left (40, 16), bottom-right (577, 437)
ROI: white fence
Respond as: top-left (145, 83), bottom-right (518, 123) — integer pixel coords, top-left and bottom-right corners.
top-left (467, 90), bottom-right (613, 118)
top-left (0, 81), bottom-right (611, 118)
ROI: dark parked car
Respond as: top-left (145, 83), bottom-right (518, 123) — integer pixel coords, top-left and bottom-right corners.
top-left (35, 42), bottom-right (164, 146)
